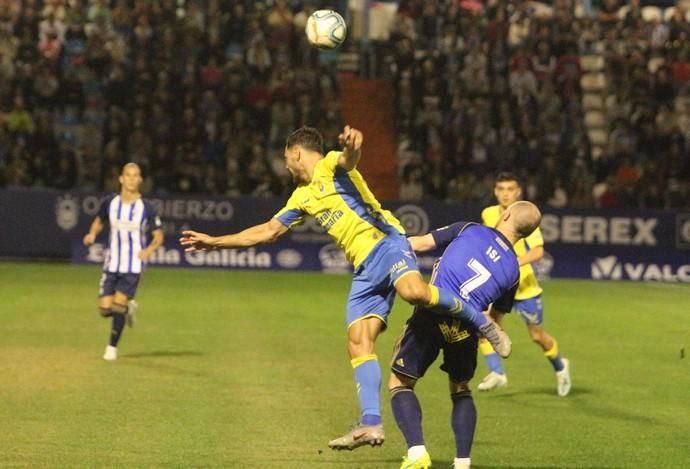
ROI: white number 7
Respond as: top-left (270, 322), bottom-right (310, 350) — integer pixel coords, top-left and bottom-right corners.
top-left (459, 258), bottom-right (491, 300)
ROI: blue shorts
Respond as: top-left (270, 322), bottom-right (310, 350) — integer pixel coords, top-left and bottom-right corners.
top-left (514, 295), bottom-right (544, 326)
top-left (391, 311), bottom-right (478, 384)
top-left (346, 235), bottom-right (419, 329)
top-left (99, 272), bottom-right (140, 299)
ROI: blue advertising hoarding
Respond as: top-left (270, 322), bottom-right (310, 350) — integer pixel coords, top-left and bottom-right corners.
top-left (2, 189), bottom-right (689, 282)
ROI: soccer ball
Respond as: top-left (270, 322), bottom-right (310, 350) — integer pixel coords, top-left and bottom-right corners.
top-left (305, 10), bottom-right (347, 50)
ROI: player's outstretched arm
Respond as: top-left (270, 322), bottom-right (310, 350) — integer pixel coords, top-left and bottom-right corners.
top-left (83, 217), bottom-right (104, 246)
top-left (408, 233), bottom-right (437, 252)
top-left (180, 218), bottom-right (289, 252)
top-left (337, 125), bottom-right (363, 171)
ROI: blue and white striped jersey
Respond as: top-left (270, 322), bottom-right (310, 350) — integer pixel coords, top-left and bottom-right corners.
top-left (98, 194), bottom-right (162, 274)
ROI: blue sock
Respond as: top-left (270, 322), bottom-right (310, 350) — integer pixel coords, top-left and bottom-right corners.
top-left (548, 354), bottom-right (564, 372)
top-left (351, 355), bottom-right (381, 425)
top-left (429, 286), bottom-right (488, 327)
top-left (391, 387), bottom-right (424, 447)
top-left (451, 392), bottom-right (476, 458)
top-left (485, 352), bottom-right (505, 375)
top-left (109, 313), bottom-right (126, 347)
top-left (109, 303), bottom-right (128, 347)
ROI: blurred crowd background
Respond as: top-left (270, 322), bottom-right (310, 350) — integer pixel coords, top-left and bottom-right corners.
top-left (0, 0), bottom-right (688, 210)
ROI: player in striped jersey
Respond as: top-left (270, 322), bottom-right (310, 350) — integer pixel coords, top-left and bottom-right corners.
top-left (83, 163), bottom-right (163, 361)
top-left (180, 126), bottom-right (506, 450)
top-left (477, 172), bottom-right (571, 396)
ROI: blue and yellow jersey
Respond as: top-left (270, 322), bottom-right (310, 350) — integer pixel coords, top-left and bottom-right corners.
top-left (274, 151), bottom-right (405, 268)
top-left (481, 205), bottom-right (543, 300)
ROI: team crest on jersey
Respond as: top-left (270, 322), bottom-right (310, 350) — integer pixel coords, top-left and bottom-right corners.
top-left (56, 194), bottom-right (79, 231)
top-left (318, 181), bottom-right (324, 193)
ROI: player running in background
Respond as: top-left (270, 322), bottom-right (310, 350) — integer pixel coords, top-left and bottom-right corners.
top-left (83, 163), bottom-right (163, 361)
top-left (389, 201), bottom-right (541, 469)
top-left (180, 125), bottom-right (507, 450)
top-left (477, 172), bottom-right (571, 396)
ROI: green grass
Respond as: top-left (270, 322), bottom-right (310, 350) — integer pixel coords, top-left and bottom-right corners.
top-left (1, 262), bottom-right (689, 468)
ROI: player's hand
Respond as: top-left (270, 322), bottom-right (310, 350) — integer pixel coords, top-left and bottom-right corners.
top-left (83, 233), bottom-right (96, 246)
top-left (180, 230), bottom-right (215, 252)
top-left (138, 249), bottom-right (152, 261)
top-left (339, 125), bottom-right (363, 152)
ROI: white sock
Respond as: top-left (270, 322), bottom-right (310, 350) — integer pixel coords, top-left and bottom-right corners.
top-left (408, 445), bottom-right (427, 460)
top-left (454, 457), bottom-right (471, 468)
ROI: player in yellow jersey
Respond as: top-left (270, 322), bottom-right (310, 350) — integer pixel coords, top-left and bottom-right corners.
top-left (477, 172), bottom-right (571, 397)
top-left (180, 126), bottom-right (508, 449)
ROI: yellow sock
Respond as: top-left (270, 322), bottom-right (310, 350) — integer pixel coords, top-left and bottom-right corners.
top-left (351, 354), bottom-right (378, 368)
top-left (478, 338), bottom-right (495, 356)
top-left (544, 340), bottom-right (559, 359)
top-left (427, 285), bottom-right (440, 307)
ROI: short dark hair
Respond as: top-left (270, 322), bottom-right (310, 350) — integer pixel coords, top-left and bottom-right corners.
top-left (495, 171), bottom-right (520, 185)
top-left (285, 126), bottom-right (324, 153)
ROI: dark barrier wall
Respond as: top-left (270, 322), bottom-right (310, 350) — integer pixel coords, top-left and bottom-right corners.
top-left (2, 189), bottom-right (689, 282)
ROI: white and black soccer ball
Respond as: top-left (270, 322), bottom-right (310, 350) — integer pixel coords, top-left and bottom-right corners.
top-left (305, 10), bottom-right (347, 50)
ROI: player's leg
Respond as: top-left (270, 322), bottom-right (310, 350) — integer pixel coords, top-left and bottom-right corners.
top-left (395, 271), bottom-right (484, 325)
top-left (526, 325), bottom-right (571, 396)
top-left (381, 235), bottom-right (484, 327)
top-left (449, 381), bottom-right (475, 469)
top-left (106, 290), bottom-right (129, 357)
top-left (443, 330), bottom-right (479, 469)
top-left (517, 295), bottom-right (571, 396)
top-left (328, 316), bottom-right (387, 450)
top-left (477, 310), bottom-right (507, 391)
top-left (329, 237), bottom-right (411, 449)
top-left (390, 373), bottom-right (431, 469)
top-left (104, 275), bottom-right (140, 361)
top-left (98, 273), bottom-right (119, 360)
top-left (98, 272), bottom-right (114, 317)
top-left (348, 316), bottom-right (385, 426)
top-left (389, 315), bottom-right (439, 469)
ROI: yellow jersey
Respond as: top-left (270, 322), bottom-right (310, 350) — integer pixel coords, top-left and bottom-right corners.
top-left (275, 151), bottom-right (405, 268)
top-left (481, 205), bottom-right (543, 300)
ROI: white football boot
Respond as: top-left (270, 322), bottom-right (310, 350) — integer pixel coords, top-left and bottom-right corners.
top-left (477, 371), bottom-right (508, 391)
top-left (103, 345), bottom-right (118, 361)
top-left (556, 358), bottom-right (571, 396)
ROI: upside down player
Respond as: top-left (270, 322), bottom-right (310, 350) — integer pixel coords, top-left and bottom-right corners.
top-left (180, 125), bottom-right (508, 449)
top-left (388, 202), bottom-right (541, 469)
top-left (83, 163), bottom-right (164, 361)
top-left (477, 172), bottom-right (571, 396)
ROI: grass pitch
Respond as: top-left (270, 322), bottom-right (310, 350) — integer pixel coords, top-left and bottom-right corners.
top-left (1, 262), bottom-right (689, 468)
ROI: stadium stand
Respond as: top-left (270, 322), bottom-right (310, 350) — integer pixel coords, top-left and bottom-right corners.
top-left (384, 0), bottom-right (689, 209)
top-left (0, 0), bottom-right (687, 210)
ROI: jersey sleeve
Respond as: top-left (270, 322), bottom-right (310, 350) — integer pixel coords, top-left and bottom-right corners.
top-left (524, 226), bottom-right (544, 249)
top-left (97, 195), bottom-right (113, 221)
top-left (143, 201), bottom-right (163, 231)
top-left (274, 190), bottom-right (306, 228)
top-left (322, 150), bottom-right (342, 174)
top-left (492, 281), bottom-right (518, 313)
top-left (430, 221), bottom-right (469, 251)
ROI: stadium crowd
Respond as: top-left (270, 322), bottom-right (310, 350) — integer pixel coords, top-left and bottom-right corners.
top-left (0, 0), bottom-right (688, 210)
top-left (0, 0), bottom-right (342, 196)
top-left (389, 0), bottom-right (690, 209)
